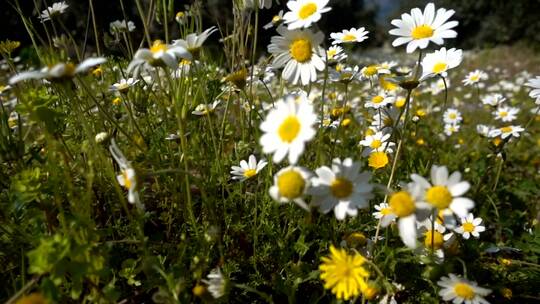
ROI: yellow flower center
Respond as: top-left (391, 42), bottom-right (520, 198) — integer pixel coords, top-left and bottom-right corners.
top-left (277, 170), bottom-right (306, 199)
top-left (272, 15), bottom-right (282, 23)
top-left (298, 2), bottom-right (317, 20)
top-left (372, 95), bottom-right (384, 104)
top-left (289, 38), bottom-right (312, 63)
top-left (122, 170), bottom-right (132, 189)
top-left (381, 208), bottom-right (392, 215)
top-left (176, 11), bottom-right (185, 18)
top-left (499, 111), bottom-right (508, 117)
top-left (330, 177), bottom-right (353, 199)
top-left (425, 186), bottom-right (452, 209)
top-left (449, 113), bottom-right (457, 119)
top-left (370, 139), bottom-right (382, 149)
top-left (342, 34), bottom-right (356, 42)
top-left (454, 283), bottom-right (476, 300)
top-left (364, 65), bottom-right (378, 76)
top-left (395, 98), bottom-right (406, 108)
top-left (368, 152), bottom-right (389, 169)
top-left (327, 49), bottom-right (337, 58)
top-left (500, 126), bottom-right (513, 133)
top-left (424, 230), bottom-right (444, 249)
top-left (379, 76), bottom-right (398, 91)
top-left (150, 40), bottom-right (168, 54)
top-left (470, 74), bottom-right (480, 82)
top-left (389, 191), bottom-right (415, 217)
top-left (112, 97), bottom-right (121, 105)
top-left (411, 24), bottom-right (434, 39)
top-left (278, 116), bottom-right (301, 143)
top-left (243, 169), bottom-right (257, 179)
top-left (341, 118), bottom-right (351, 127)
top-left (432, 62), bottom-right (447, 74)
top-left (462, 222), bottom-right (475, 233)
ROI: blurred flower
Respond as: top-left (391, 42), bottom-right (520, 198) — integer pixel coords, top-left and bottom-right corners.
top-left (488, 125), bottom-right (524, 139)
top-left (40, 1), bottom-right (69, 22)
top-left (330, 27), bottom-right (369, 45)
top-left (110, 78), bottom-right (139, 94)
top-left (437, 274), bottom-right (491, 304)
top-left (264, 10), bottom-right (284, 30)
top-left (525, 76), bottom-right (540, 104)
top-left (110, 20), bottom-right (136, 34)
top-left (482, 93), bottom-right (505, 107)
top-left (109, 139), bottom-right (141, 208)
top-left (269, 166), bottom-right (311, 210)
top-left (463, 70), bottom-right (488, 86)
top-left (202, 268), bottom-right (226, 299)
top-left (493, 105), bottom-right (519, 122)
top-left (173, 27), bottom-right (217, 56)
top-left (9, 57), bottom-right (106, 84)
top-left (127, 40), bottom-right (191, 76)
top-left (230, 154), bottom-right (267, 181)
top-left (443, 108), bottom-right (462, 125)
top-left (192, 100), bottom-right (220, 116)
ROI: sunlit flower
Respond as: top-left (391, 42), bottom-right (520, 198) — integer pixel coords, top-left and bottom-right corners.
top-left (269, 166), bottom-right (311, 210)
top-left (488, 125), bottom-right (524, 139)
top-left (40, 1), bottom-right (69, 22)
top-left (493, 106), bottom-right (519, 122)
top-left (9, 57), bottom-right (106, 84)
top-left (283, 0), bottom-right (331, 30)
top-left (463, 70), bottom-right (488, 86)
top-left (359, 131), bottom-right (395, 156)
top-left (444, 123), bottom-right (460, 136)
top-left (420, 47), bottom-right (462, 80)
top-left (172, 27), bottom-right (217, 56)
top-left (373, 203), bottom-right (397, 226)
top-left (202, 268), bottom-right (226, 299)
top-left (109, 78), bottom-right (138, 94)
top-left (365, 91), bottom-right (394, 109)
top-left (454, 213), bottom-right (485, 239)
top-left (326, 46), bottom-right (347, 63)
top-left (443, 108), bottom-right (462, 125)
top-left (481, 93), bottom-right (505, 107)
top-left (175, 11), bottom-right (188, 24)
top-left (230, 155), bottom-right (267, 181)
top-left (268, 26), bottom-right (325, 85)
top-left (309, 158), bottom-right (374, 220)
top-left (330, 27), bottom-right (369, 45)
top-left (368, 151), bottom-right (389, 170)
top-left (263, 10), bottom-right (284, 30)
top-left (110, 139), bottom-right (141, 208)
top-left (127, 40), bottom-right (191, 76)
top-left (476, 124), bottom-right (491, 137)
top-left (389, 2), bottom-right (458, 53)
top-left (525, 76), bottom-right (540, 104)
top-left (438, 274), bottom-right (491, 304)
top-left (319, 245), bottom-right (369, 300)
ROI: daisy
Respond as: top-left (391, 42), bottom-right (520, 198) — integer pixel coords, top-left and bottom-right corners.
top-left (463, 70), bottom-right (488, 86)
top-left (282, 0), bottom-right (331, 30)
top-left (309, 158), bottom-right (374, 220)
top-left (419, 219), bottom-right (455, 260)
top-left (420, 47), bottom-right (462, 80)
top-left (488, 125), bottom-right (524, 139)
top-left (319, 245), bottom-right (369, 300)
top-left (40, 1), bottom-right (69, 22)
top-left (389, 3), bottom-right (458, 53)
top-left (230, 155), bottom-right (267, 181)
top-left (492, 106), bottom-right (519, 122)
top-left (9, 57), bottom-right (106, 84)
top-left (263, 10), bottom-right (284, 30)
top-left (268, 26), bottom-right (325, 85)
top-left (109, 20), bottom-right (136, 34)
top-left (437, 274), bottom-right (491, 304)
top-left (259, 94), bottom-right (316, 164)
top-left (192, 100), bottom-right (220, 116)
top-left (109, 78), bottom-right (139, 94)
top-left (476, 124), bottom-right (491, 137)
top-left (359, 131), bottom-right (395, 156)
top-left (411, 165), bottom-right (474, 218)
top-left (481, 93), bottom-right (506, 107)
top-left (525, 76), bottom-right (540, 104)
top-left (444, 123), bottom-right (460, 136)
top-left (454, 213), bottom-right (485, 239)
top-left (330, 27), bottom-right (369, 45)
top-left (269, 166), bottom-right (311, 210)
top-left (127, 40), bottom-right (191, 76)
top-left (443, 108), bottom-right (462, 125)
top-left (365, 91), bottom-right (394, 109)
top-left (326, 46), bottom-right (347, 63)
top-left (373, 203), bottom-right (397, 227)
top-left (109, 139), bottom-right (142, 208)
top-left (172, 27), bottom-right (217, 56)
top-left (202, 268), bottom-right (226, 299)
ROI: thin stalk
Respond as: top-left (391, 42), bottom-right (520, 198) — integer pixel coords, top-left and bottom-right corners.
top-left (88, 0), bottom-right (101, 56)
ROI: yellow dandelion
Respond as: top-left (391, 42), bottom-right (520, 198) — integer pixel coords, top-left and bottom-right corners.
top-left (368, 152), bottom-right (389, 170)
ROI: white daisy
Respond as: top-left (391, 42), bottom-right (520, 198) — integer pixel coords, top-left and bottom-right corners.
top-left (492, 106), bottom-right (519, 122)
top-left (326, 46), bottom-right (347, 63)
top-left (411, 165), bottom-right (474, 218)
top-left (109, 20), bottom-right (136, 34)
top-left (282, 0), bottom-right (331, 30)
top-left (373, 203), bottom-right (397, 227)
top-left (9, 57), bottom-right (106, 84)
top-left (309, 158), bottom-right (374, 220)
top-left (389, 2), bottom-right (458, 53)
top-left (259, 94), bottom-right (317, 164)
top-left (127, 40), bottom-right (192, 76)
top-left (109, 78), bottom-right (139, 94)
top-left (488, 125), bottom-right (524, 139)
top-left (359, 131), bottom-right (395, 156)
top-left (109, 139), bottom-right (142, 209)
top-left (269, 166), bottom-right (311, 210)
top-left (192, 100), bottom-right (221, 116)
top-left (40, 1), bottom-right (69, 22)
top-left (420, 47), bottom-right (462, 80)
top-left (330, 27), bottom-right (369, 45)
top-left (476, 124), bottom-right (491, 137)
top-left (365, 92), bottom-right (394, 109)
top-left (172, 27), bottom-right (217, 55)
top-left (443, 108), bottom-right (462, 125)
top-left (437, 274), bottom-right (491, 304)
top-left (444, 123), bottom-right (460, 136)
top-left (524, 76), bottom-right (540, 104)
top-left (202, 268), bottom-right (226, 299)
top-left (481, 93), bottom-right (505, 107)
top-left (463, 70), bottom-right (488, 86)
top-left (454, 213), bottom-right (485, 239)
top-left (230, 155), bottom-right (268, 181)
top-left (268, 26), bottom-right (325, 85)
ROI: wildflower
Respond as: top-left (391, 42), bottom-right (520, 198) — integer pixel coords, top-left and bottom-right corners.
top-left (488, 125), bottom-right (524, 139)
top-left (365, 92), bottom-right (394, 109)
top-left (389, 3), bottom-right (458, 53)
top-left (411, 165), bottom-right (474, 218)
top-left (9, 57), bottom-right (106, 84)
top-left (368, 151), bottom-right (389, 170)
top-left (373, 203), bottom-right (397, 226)
top-left (230, 154), bottom-right (267, 181)
top-left (283, 0), bottom-right (331, 30)
top-left (127, 40), bottom-right (191, 76)
top-left (109, 20), bottom-right (136, 34)
top-left (360, 64), bottom-right (381, 79)
top-left (95, 132), bottom-right (109, 143)
top-left (319, 245), bottom-right (369, 300)
top-left (202, 268), bottom-right (226, 299)
top-left (109, 78), bottom-right (139, 94)
top-left (224, 68), bottom-right (247, 90)
top-left (362, 282), bottom-right (379, 300)
top-left (192, 283), bottom-right (206, 298)
top-left (309, 158), bottom-right (374, 220)
top-left (269, 166), bottom-right (311, 210)
top-left (463, 70), bottom-right (488, 86)
top-left (267, 26), bottom-right (325, 86)
top-left (175, 11), bottom-right (188, 24)
top-left (330, 27), bottom-right (369, 45)
top-left (443, 108), bottom-right (462, 125)
top-left (263, 10), bottom-right (284, 30)
top-left (525, 76), bottom-right (540, 104)
top-left (420, 47), bottom-right (462, 80)
top-left (454, 213), bottom-right (485, 239)
top-left (0, 40), bottom-right (21, 55)
top-left (476, 124), bottom-right (491, 137)
top-left (420, 219), bottom-right (454, 253)
top-left (326, 46), bottom-right (347, 63)
top-left (192, 100), bottom-right (220, 116)
top-left (359, 131), bottom-right (395, 156)
top-left (109, 139), bottom-right (141, 208)
top-left (444, 123), bottom-right (460, 136)
top-left (112, 97), bottom-right (122, 105)
top-left (39, 1), bottom-right (69, 22)
top-left (482, 93), bottom-right (505, 107)
top-left (493, 106), bottom-right (519, 122)
top-left (437, 274), bottom-right (491, 304)
top-left (259, 93), bottom-right (317, 164)
top-left (172, 27), bottom-right (217, 56)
